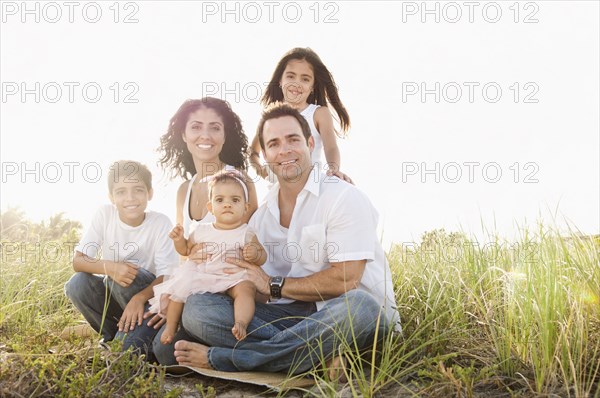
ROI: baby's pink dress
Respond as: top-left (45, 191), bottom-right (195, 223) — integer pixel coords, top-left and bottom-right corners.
top-left (149, 223), bottom-right (251, 317)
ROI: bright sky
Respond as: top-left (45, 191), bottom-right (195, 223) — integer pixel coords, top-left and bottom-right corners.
top-left (1, 1), bottom-right (599, 249)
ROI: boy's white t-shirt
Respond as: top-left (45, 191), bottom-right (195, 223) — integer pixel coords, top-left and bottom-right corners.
top-left (75, 204), bottom-right (178, 277)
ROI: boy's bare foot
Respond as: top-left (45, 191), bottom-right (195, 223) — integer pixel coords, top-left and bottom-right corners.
top-left (173, 340), bottom-right (213, 369)
top-left (326, 354), bottom-right (348, 384)
top-left (232, 321), bottom-right (247, 341)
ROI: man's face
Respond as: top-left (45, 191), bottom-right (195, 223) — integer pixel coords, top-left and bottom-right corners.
top-left (262, 115), bottom-right (314, 183)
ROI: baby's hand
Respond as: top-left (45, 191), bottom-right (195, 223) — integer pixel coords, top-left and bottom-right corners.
top-left (242, 243), bottom-right (260, 263)
top-left (169, 224), bottom-right (185, 242)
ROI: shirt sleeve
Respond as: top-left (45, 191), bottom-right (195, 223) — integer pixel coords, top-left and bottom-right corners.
top-left (152, 215), bottom-right (180, 277)
top-left (325, 187), bottom-right (379, 264)
top-left (74, 205), bottom-right (106, 258)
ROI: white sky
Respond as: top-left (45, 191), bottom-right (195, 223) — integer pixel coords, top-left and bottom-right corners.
top-left (1, 1), bottom-right (599, 249)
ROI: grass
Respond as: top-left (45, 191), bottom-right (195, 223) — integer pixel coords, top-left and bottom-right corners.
top-left (1, 226), bottom-right (599, 397)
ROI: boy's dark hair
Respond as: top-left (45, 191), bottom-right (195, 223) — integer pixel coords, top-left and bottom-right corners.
top-left (256, 102), bottom-right (312, 150)
top-left (108, 160), bottom-right (152, 192)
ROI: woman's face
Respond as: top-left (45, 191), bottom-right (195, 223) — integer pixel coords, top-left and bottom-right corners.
top-left (182, 107), bottom-right (226, 163)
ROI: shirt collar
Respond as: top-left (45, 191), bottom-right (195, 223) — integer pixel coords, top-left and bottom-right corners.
top-left (264, 171), bottom-right (323, 218)
top-left (302, 170), bottom-right (322, 198)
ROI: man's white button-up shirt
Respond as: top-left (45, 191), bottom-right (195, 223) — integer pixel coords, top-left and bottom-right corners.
top-left (249, 172), bottom-right (401, 331)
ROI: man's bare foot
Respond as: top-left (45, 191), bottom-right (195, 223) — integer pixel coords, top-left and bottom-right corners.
top-left (173, 340), bottom-right (213, 369)
top-left (232, 321), bottom-right (247, 341)
top-left (326, 354), bottom-right (348, 384)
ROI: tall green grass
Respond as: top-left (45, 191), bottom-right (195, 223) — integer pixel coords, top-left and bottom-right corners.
top-left (378, 228), bottom-right (599, 397)
top-left (1, 226), bottom-right (599, 397)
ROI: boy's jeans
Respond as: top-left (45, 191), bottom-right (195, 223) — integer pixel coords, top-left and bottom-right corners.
top-left (64, 269), bottom-right (158, 358)
top-left (153, 289), bottom-right (388, 374)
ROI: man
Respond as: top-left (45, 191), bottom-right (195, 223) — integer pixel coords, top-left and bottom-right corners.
top-left (153, 103), bottom-right (400, 374)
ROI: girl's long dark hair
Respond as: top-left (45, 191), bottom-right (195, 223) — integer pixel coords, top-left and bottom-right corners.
top-left (261, 47), bottom-right (350, 136)
top-left (158, 97), bottom-right (247, 180)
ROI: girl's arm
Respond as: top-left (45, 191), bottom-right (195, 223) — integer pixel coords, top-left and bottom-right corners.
top-left (314, 107), bottom-right (354, 184)
top-left (249, 134), bottom-right (268, 179)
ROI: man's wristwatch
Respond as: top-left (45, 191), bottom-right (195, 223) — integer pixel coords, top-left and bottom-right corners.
top-left (269, 276), bottom-right (285, 300)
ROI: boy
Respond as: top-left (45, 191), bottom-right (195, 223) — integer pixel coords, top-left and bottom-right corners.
top-left (65, 160), bottom-right (178, 358)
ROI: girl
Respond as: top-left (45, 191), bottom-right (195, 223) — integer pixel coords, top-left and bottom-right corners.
top-left (249, 47), bottom-right (353, 183)
top-left (149, 171), bottom-right (266, 343)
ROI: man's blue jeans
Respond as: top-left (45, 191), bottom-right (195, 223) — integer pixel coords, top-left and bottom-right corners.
top-left (64, 269), bottom-right (158, 358)
top-left (153, 289), bottom-right (388, 374)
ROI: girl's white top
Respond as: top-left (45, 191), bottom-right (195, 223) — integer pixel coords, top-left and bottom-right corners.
top-left (300, 104), bottom-right (323, 166)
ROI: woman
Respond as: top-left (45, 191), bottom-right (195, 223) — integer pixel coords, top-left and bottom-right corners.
top-left (151, 98), bottom-right (259, 363)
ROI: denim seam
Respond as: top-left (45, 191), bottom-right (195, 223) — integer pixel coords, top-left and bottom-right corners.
top-left (207, 347), bottom-right (218, 371)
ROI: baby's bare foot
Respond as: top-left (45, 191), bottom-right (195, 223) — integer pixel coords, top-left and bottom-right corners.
top-left (161, 333), bottom-right (173, 345)
top-left (232, 321), bottom-right (248, 341)
top-left (161, 324), bottom-right (177, 344)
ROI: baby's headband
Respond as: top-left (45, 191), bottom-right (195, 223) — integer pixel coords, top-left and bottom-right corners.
top-left (202, 169), bottom-right (249, 202)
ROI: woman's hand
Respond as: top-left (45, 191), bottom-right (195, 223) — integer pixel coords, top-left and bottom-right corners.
top-left (144, 310), bottom-right (166, 330)
top-left (188, 242), bottom-right (213, 264)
